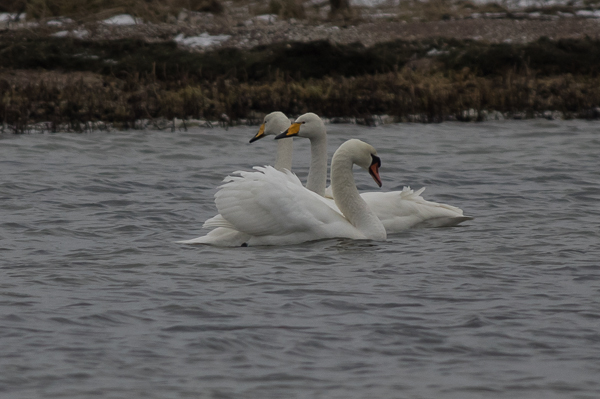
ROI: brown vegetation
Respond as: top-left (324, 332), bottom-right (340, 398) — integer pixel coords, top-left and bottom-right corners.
top-left (3, 66), bottom-right (599, 132)
top-left (3, 1), bottom-right (600, 131)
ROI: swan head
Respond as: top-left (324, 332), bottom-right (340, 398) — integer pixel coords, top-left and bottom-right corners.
top-left (250, 112), bottom-right (291, 143)
top-left (336, 139), bottom-right (382, 187)
top-left (274, 112), bottom-right (325, 141)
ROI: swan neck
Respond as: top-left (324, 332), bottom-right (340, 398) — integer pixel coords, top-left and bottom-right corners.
top-left (331, 153), bottom-right (386, 240)
top-left (274, 138), bottom-right (293, 171)
top-left (306, 135), bottom-right (327, 196)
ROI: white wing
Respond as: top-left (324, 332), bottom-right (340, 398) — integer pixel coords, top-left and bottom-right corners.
top-left (214, 166), bottom-right (363, 245)
top-left (203, 213), bottom-right (235, 229)
top-left (326, 184), bottom-right (470, 232)
top-left (362, 187), bottom-right (472, 232)
top-left (204, 169), bottom-right (339, 230)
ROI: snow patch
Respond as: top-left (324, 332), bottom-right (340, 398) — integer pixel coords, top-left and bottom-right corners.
top-left (47, 17), bottom-right (74, 26)
top-left (558, 11), bottom-right (574, 17)
top-left (427, 48), bottom-right (448, 56)
top-left (174, 33), bottom-right (231, 48)
top-left (51, 29), bottom-right (89, 39)
top-left (102, 14), bottom-right (140, 25)
top-left (255, 14), bottom-right (278, 23)
top-left (576, 10), bottom-right (600, 18)
top-left (0, 13), bottom-right (26, 27)
top-left (0, 13), bottom-right (25, 22)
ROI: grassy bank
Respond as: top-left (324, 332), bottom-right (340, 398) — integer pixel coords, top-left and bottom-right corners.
top-left (2, 35), bottom-right (600, 131)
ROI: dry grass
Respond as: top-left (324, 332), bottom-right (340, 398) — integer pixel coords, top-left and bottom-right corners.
top-left (3, 2), bottom-right (600, 130)
top-left (3, 67), bottom-right (599, 131)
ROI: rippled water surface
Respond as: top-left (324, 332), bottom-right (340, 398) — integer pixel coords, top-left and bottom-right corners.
top-left (1, 120), bottom-right (599, 398)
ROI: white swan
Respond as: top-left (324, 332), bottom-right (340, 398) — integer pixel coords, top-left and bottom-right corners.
top-left (178, 139), bottom-right (386, 246)
top-left (250, 111), bottom-right (328, 195)
top-left (274, 113), bottom-right (472, 232)
top-left (249, 111), bottom-right (293, 171)
top-left (191, 112), bottom-right (294, 236)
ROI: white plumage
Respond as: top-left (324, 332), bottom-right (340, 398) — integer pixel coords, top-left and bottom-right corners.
top-left (248, 111), bottom-right (293, 171)
top-left (179, 139), bottom-right (386, 246)
top-left (274, 112), bottom-right (472, 232)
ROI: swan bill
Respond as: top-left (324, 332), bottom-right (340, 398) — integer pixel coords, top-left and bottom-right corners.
top-left (249, 124), bottom-right (266, 143)
top-left (369, 155), bottom-right (382, 187)
top-left (275, 123), bottom-right (301, 140)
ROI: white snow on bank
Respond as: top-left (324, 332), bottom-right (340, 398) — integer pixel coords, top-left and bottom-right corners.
top-left (0, 13), bottom-right (25, 22)
top-left (427, 48), bottom-right (449, 56)
top-left (102, 14), bottom-right (140, 26)
top-left (243, 14), bottom-right (278, 26)
top-left (51, 29), bottom-right (89, 39)
top-left (47, 18), bottom-right (74, 26)
top-left (576, 9), bottom-right (600, 18)
top-left (174, 33), bottom-right (231, 48)
top-left (255, 14), bottom-right (278, 23)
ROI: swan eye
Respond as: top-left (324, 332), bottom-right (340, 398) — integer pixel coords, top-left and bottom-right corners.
top-left (371, 154), bottom-right (381, 168)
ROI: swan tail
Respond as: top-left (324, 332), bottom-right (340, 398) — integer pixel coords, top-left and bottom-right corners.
top-left (202, 214), bottom-right (236, 230)
top-left (398, 186), bottom-right (426, 199)
top-left (398, 186), bottom-right (465, 215)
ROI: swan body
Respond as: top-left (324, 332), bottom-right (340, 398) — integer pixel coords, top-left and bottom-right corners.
top-left (179, 139), bottom-right (386, 246)
top-left (275, 113), bottom-right (472, 232)
top-left (359, 188), bottom-right (472, 230)
top-left (181, 111), bottom-right (294, 245)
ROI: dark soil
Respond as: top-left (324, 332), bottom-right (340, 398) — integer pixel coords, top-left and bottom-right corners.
top-left (2, 11), bottom-right (600, 130)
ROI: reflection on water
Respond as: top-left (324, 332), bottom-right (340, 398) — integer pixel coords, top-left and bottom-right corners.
top-left (1, 120), bottom-right (599, 398)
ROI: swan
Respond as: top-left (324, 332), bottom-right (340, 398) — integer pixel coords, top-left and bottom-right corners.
top-left (274, 113), bottom-right (472, 232)
top-left (198, 111), bottom-right (325, 235)
top-left (178, 139), bottom-right (386, 246)
top-left (250, 112), bottom-right (327, 195)
top-left (249, 111), bottom-right (293, 171)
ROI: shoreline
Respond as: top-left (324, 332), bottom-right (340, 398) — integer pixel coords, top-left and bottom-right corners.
top-left (2, 3), bottom-right (600, 131)
top-left (3, 108), bottom-right (595, 135)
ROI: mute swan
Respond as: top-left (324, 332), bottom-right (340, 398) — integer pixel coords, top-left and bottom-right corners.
top-left (178, 139), bottom-right (386, 246)
top-left (249, 111), bottom-right (293, 171)
top-left (275, 113), bottom-right (472, 232)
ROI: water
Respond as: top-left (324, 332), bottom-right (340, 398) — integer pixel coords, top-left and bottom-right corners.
top-left (1, 120), bottom-right (599, 399)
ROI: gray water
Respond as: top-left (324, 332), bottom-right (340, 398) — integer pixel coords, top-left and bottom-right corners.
top-left (1, 120), bottom-right (599, 399)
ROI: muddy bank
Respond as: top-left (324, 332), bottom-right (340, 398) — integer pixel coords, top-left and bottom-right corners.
top-left (2, 12), bottom-right (600, 130)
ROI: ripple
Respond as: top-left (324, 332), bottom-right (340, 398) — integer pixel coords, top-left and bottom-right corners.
top-left (1, 121), bottom-right (599, 398)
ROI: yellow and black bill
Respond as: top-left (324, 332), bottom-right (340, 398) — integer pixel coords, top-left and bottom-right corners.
top-left (249, 123), bottom-right (266, 143)
top-left (274, 122), bottom-right (301, 140)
